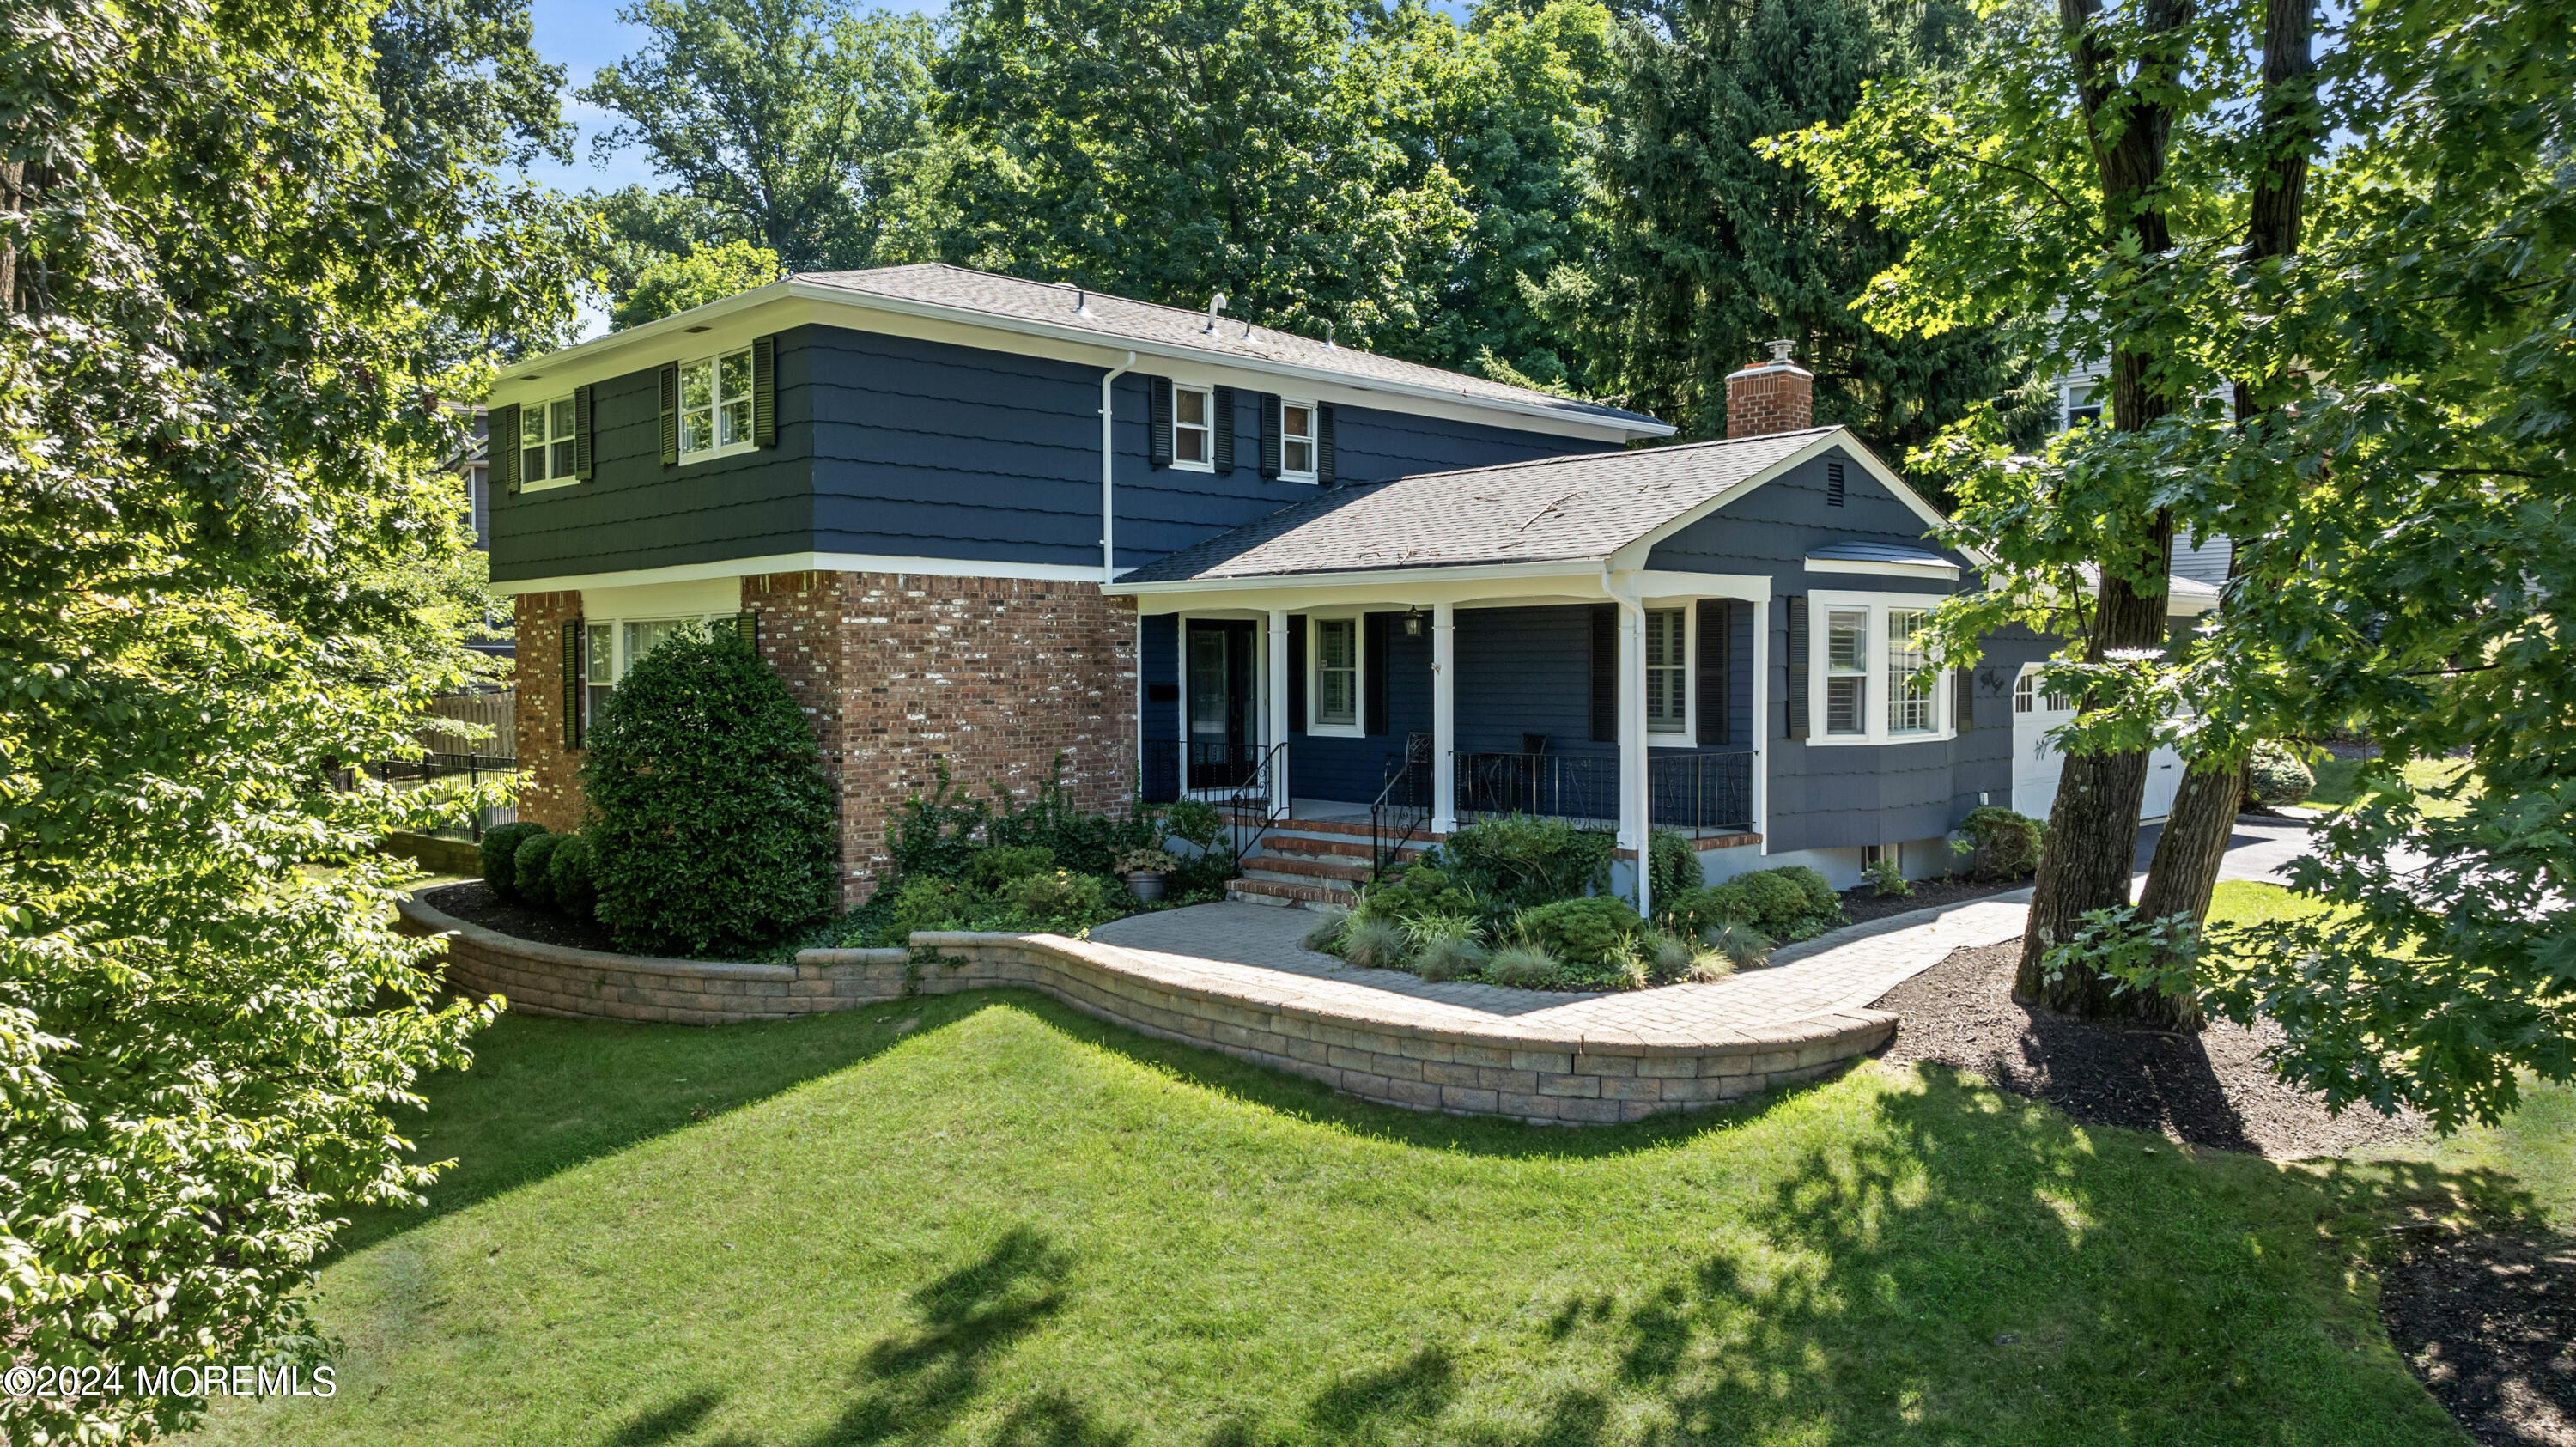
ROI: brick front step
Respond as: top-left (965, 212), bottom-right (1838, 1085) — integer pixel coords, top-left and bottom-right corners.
top-left (1260, 832), bottom-right (1427, 862)
top-left (1226, 877), bottom-right (1354, 909)
top-left (1244, 854), bottom-right (1374, 885)
top-left (1224, 812), bottom-right (1449, 844)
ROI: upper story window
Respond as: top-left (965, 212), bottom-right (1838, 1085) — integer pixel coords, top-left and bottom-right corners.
top-left (522, 397), bottom-right (579, 489)
top-left (682, 348), bottom-right (756, 461)
top-left (1825, 608), bottom-right (1868, 736)
top-left (1173, 386), bottom-right (1214, 470)
top-left (1309, 617), bottom-right (1359, 733)
top-left (1280, 400), bottom-right (1318, 482)
top-left (1645, 608), bottom-right (1688, 734)
top-left (2063, 381), bottom-right (2103, 429)
top-left (1887, 608), bottom-right (1934, 734)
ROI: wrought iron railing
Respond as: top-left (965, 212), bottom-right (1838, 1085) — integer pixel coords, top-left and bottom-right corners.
top-left (1649, 751), bottom-right (1756, 836)
top-left (1138, 738), bottom-right (1290, 864)
top-left (1454, 751), bottom-right (1615, 829)
top-left (1368, 751), bottom-right (1430, 883)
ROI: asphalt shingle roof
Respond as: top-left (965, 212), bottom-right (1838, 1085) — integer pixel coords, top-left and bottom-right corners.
top-left (795, 264), bottom-right (1666, 432)
top-left (1119, 428), bottom-right (1840, 583)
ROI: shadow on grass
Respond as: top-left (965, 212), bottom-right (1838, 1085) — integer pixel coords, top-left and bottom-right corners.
top-left (355, 986), bottom-right (1808, 1255)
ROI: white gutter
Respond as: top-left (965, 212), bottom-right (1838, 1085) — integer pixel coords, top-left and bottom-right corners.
top-left (1103, 557), bottom-right (1607, 599)
top-left (490, 278), bottom-right (1673, 441)
top-left (1100, 350), bottom-right (1135, 580)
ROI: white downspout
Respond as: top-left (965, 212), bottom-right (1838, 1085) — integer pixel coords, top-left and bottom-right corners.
top-left (1100, 350), bottom-right (1136, 581)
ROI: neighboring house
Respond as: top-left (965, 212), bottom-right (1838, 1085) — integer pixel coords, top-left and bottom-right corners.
top-left (2055, 366), bottom-right (2233, 585)
top-left (483, 264), bottom-right (2212, 910)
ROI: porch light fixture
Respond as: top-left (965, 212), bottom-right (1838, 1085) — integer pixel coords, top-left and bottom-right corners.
top-left (1403, 609), bottom-right (1425, 638)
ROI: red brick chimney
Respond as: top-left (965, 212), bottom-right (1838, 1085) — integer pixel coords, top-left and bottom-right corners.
top-left (1725, 340), bottom-right (1814, 438)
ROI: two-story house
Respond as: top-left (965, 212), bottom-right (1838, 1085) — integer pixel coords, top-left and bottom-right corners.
top-left (485, 264), bottom-right (2211, 912)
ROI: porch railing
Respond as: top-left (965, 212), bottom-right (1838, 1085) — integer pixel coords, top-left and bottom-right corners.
top-left (1368, 750), bottom-right (1430, 883)
top-left (1138, 738), bottom-right (1288, 865)
top-left (1649, 751), bottom-right (1755, 837)
top-left (1455, 751), bottom-right (1615, 829)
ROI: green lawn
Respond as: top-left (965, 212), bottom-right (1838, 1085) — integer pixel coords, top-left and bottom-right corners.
top-left (2306, 757), bottom-right (2476, 818)
top-left (191, 984), bottom-right (2481, 1446)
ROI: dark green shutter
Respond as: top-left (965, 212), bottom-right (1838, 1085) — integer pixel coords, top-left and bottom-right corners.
top-left (1697, 599), bottom-right (1729, 745)
top-left (1212, 385), bottom-right (1236, 471)
top-left (658, 362), bottom-right (678, 466)
top-left (1364, 612), bottom-right (1389, 736)
top-left (491, 404), bottom-right (520, 493)
top-left (1588, 604), bottom-right (1616, 743)
top-left (1286, 615), bottom-right (1306, 733)
top-left (1954, 666), bottom-right (1975, 732)
top-left (562, 619), bottom-right (582, 751)
top-left (751, 335), bottom-right (777, 447)
top-left (1258, 394), bottom-right (1281, 478)
top-left (733, 610), bottom-right (759, 651)
top-left (1785, 597), bottom-right (1809, 740)
top-left (1147, 377), bottom-right (1173, 467)
top-left (1316, 404), bottom-right (1336, 485)
top-left (572, 386), bottom-right (593, 481)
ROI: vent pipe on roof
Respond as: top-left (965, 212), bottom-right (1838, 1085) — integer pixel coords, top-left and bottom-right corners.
top-left (1204, 293), bottom-right (1228, 333)
top-left (1325, 321), bottom-right (1336, 349)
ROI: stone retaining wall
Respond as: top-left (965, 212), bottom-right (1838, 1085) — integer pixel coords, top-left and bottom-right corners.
top-left (398, 898), bottom-right (1890, 1124)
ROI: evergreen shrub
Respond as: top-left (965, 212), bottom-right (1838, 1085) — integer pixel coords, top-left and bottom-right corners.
top-left (2245, 742), bottom-right (2315, 807)
top-left (1517, 897), bottom-right (1643, 971)
top-left (478, 821), bottom-right (546, 901)
top-left (513, 831), bottom-right (563, 906)
top-left (547, 833), bottom-right (598, 920)
top-left (585, 624), bottom-right (836, 957)
top-left (1649, 828), bottom-right (1701, 905)
top-left (1957, 806), bottom-right (2044, 879)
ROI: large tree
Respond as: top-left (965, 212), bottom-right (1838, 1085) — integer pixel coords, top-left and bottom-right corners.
top-left (1534, 0), bottom-right (2017, 454)
top-left (580, 0), bottom-right (945, 276)
top-left (0, 0), bottom-right (575, 1438)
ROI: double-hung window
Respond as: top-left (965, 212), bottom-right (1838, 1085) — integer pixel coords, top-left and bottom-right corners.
top-left (1886, 609), bottom-right (1934, 733)
top-left (1280, 401), bottom-right (1318, 481)
top-left (583, 622), bottom-right (615, 730)
top-left (2063, 381), bottom-right (2103, 429)
top-left (1173, 386), bottom-right (1214, 469)
top-left (1311, 617), bottom-right (1358, 732)
top-left (680, 348), bottom-right (755, 461)
top-left (1825, 609), bottom-right (1869, 736)
top-left (522, 397), bottom-right (579, 488)
top-left (1644, 608), bottom-right (1688, 734)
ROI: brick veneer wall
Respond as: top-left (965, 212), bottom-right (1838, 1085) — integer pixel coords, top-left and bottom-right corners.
top-left (398, 898), bottom-right (1886, 1124)
top-left (743, 568), bottom-right (1138, 903)
top-left (513, 590), bottom-right (586, 831)
top-left (1724, 362), bottom-right (1814, 439)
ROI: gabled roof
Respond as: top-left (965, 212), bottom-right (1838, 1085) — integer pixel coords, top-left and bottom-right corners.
top-left (1116, 427), bottom-right (1843, 585)
top-left (795, 264), bottom-right (1667, 433)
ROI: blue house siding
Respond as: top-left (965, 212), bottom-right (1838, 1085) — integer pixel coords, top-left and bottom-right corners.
top-left (1288, 614), bottom-right (1431, 804)
top-left (1140, 614), bottom-right (1179, 745)
top-left (491, 322), bottom-right (1611, 584)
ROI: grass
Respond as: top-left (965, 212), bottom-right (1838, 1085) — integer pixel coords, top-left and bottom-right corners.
top-left (2306, 757), bottom-right (2477, 818)
top-left (190, 988), bottom-right (2478, 1447)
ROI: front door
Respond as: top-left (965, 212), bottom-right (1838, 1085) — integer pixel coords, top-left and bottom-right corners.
top-left (1185, 620), bottom-right (1256, 788)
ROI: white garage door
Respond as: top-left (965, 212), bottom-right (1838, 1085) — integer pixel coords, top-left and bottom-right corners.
top-left (2013, 666), bottom-right (2185, 823)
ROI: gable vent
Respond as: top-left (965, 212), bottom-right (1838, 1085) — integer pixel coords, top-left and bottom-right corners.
top-left (1826, 460), bottom-right (1846, 507)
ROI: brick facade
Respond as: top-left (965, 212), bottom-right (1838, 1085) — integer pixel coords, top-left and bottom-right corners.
top-left (512, 590), bottom-right (586, 831)
top-left (1723, 361), bottom-right (1814, 439)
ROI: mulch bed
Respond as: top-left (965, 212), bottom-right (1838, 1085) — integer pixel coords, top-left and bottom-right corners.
top-left (1835, 874), bottom-right (2031, 927)
top-left (417, 879), bottom-right (619, 954)
top-left (1874, 939), bottom-right (2576, 1446)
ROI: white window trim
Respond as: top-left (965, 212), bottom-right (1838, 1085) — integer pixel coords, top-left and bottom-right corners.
top-left (678, 348), bottom-right (758, 466)
top-left (1643, 604), bottom-right (1693, 742)
top-left (521, 394), bottom-right (580, 492)
top-left (1278, 398), bottom-right (1319, 484)
top-left (1806, 590), bottom-right (1953, 747)
top-left (2061, 379), bottom-right (2104, 432)
top-left (1304, 612), bottom-right (1364, 737)
top-left (1170, 383), bottom-right (1216, 473)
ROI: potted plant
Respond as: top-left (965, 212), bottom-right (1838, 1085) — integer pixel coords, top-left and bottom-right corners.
top-left (1116, 847), bottom-right (1178, 903)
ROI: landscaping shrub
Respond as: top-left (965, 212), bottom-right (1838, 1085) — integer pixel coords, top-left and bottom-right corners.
top-left (1686, 946), bottom-right (1738, 982)
top-left (1404, 914), bottom-right (1485, 982)
top-left (887, 876), bottom-right (971, 938)
top-left (585, 624), bottom-right (837, 957)
top-left (1864, 854), bottom-right (1911, 897)
top-left (513, 831), bottom-right (563, 907)
top-left (1437, 814), bottom-right (1613, 911)
top-left (1664, 867), bottom-right (1839, 942)
top-left (1341, 916), bottom-right (1412, 970)
top-left (1002, 868), bottom-right (1106, 921)
top-left (1703, 919), bottom-right (1775, 971)
top-left (1300, 910), bottom-right (1349, 952)
top-left (1649, 828), bottom-right (1700, 906)
top-left (1777, 865), bottom-right (1837, 917)
top-left (1643, 930), bottom-right (1696, 984)
top-left (1516, 897), bottom-right (1643, 971)
top-left (1161, 796), bottom-right (1224, 850)
top-left (1956, 806), bottom-right (2044, 879)
top-left (2245, 741), bottom-right (2315, 808)
top-left (1736, 871), bottom-right (1810, 932)
top-left (547, 833), bottom-right (598, 920)
top-left (965, 845), bottom-right (1056, 892)
top-left (1485, 942), bottom-right (1564, 989)
top-left (478, 821), bottom-right (547, 902)
top-left (1359, 860), bottom-right (1481, 925)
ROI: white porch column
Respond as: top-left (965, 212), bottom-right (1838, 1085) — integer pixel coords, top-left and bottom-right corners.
top-left (1431, 601), bottom-right (1457, 833)
top-left (1616, 598), bottom-right (1649, 915)
top-left (1266, 608), bottom-right (1291, 813)
top-left (1750, 597), bottom-right (1771, 851)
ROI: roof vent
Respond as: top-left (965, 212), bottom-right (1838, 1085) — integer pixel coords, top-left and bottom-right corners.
top-left (1204, 292), bottom-right (1228, 334)
top-left (1765, 338), bottom-right (1796, 364)
top-left (1325, 320), bottom-right (1336, 349)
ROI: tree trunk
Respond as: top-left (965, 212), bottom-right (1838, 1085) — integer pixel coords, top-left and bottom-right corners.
top-left (2129, 0), bottom-right (2315, 1017)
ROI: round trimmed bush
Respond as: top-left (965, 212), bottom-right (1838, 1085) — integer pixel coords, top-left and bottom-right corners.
top-left (513, 831), bottom-right (564, 906)
top-left (2245, 741), bottom-right (2315, 808)
top-left (584, 623), bottom-right (836, 957)
top-left (1735, 871), bottom-right (1808, 933)
top-left (1958, 806), bottom-right (2045, 879)
top-left (477, 821), bottom-right (547, 902)
top-left (1517, 896), bottom-right (1642, 971)
top-left (547, 833), bottom-right (598, 920)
